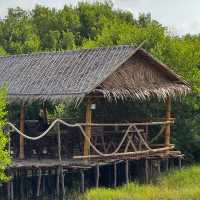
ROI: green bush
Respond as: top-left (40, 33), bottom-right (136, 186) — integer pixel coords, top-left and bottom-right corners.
top-left (84, 165), bottom-right (200, 200)
top-left (0, 87), bottom-right (11, 182)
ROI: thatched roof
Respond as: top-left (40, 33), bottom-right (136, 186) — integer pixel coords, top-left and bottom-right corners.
top-left (0, 45), bottom-right (190, 104)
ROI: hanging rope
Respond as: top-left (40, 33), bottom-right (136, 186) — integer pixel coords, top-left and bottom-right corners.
top-left (6, 119), bottom-right (154, 157)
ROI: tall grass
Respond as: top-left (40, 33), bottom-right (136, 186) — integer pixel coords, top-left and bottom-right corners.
top-left (84, 165), bottom-right (200, 200)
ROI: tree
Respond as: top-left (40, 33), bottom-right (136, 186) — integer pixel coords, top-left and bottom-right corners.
top-left (0, 87), bottom-right (10, 182)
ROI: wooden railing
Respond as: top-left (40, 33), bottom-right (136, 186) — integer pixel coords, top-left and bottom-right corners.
top-left (5, 119), bottom-right (174, 161)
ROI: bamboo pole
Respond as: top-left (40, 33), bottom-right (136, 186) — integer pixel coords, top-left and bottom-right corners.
top-left (19, 103), bottom-right (25, 160)
top-left (74, 146), bottom-right (174, 159)
top-left (83, 99), bottom-right (92, 157)
top-left (164, 97), bottom-right (171, 149)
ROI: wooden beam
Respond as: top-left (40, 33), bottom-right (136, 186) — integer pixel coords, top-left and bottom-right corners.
top-left (164, 96), bottom-right (171, 148)
top-left (19, 103), bottom-right (25, 160)
top-left (83, 99), bottom-right (92, 157)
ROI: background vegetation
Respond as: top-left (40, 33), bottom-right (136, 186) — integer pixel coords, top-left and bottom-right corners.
top-left (0, 87), bottom-right (10, 182)
top-left (1, 1), bottom-right (200, 162)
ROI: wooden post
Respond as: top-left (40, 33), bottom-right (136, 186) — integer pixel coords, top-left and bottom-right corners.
top-left (96, 164), bottom-right (100, 188)
top-left (125, 160), bottom-right (129, 184)
top-left (36, 168), bottom-right (42, 197)
top-left (166, 158), bottom-right (169, 171)
top-left (56, 167), bottom-right (60, 196)
top-left (19, 103), bottom-right (25, 160)
top-left (165, 97), bottom-right (171, 149)
top-left (83, 99), bottom-right (92, 157)
top-left (80, 170), bottom-right (85, 193)
top-left (60, 167), bottom-right (65, 197)
top-left (178, 157), bottom-right (182, 170)
top-left (145, 159), bottom-right (149, 184)
top-left (114, 162), bottom-right (117, 188)
top-left (57, 123), bottom-right (62, 161)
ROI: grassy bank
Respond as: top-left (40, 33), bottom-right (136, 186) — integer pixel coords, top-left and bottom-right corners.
top-left (84, 165), bottom-right (200, 200)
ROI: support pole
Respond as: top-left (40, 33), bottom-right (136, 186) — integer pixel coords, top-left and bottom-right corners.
top-left (164, 96), bottom-right (171, 150)
top-left (19, 103), bottom-right (25, 160)
top-left (56, 167), bottom-right (60, 196)
top-left (114, 162), bottom-right (117, 188)
top-left (83, 99), bottom-right (92, 157)
top-left (178, 157), bottom-right (182, 170)
top-left (166, 158), bottom-right (169, 171)
top-left (80, 170), bottom-right (85, 193)
top-left (60, 167), bottom-right (65, 197)
top-left (36, 168), bottom-right (42, 197)
top-left (145, 159), bottom-right (149, 184)
top-left (125, 160), bottom-right (129, 184)
top-left (95, 164), bottom-right (100, 188)
top-left (10, 174), bottom-right (14, 200)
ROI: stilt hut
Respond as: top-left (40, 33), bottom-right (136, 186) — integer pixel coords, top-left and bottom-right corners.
top-left (1, 45), bottom-right (190, 183)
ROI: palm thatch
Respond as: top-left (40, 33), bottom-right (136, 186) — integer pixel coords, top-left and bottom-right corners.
top-left (0, 45), bottom-right (190, 104)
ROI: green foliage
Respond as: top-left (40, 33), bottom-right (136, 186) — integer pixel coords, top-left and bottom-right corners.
top-left (84, 165), bottom-right (200, 200)
top-left (0, 87), bottom-right (11, 182)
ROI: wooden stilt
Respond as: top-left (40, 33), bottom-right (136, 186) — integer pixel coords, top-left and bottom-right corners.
top-left (125, 160), bottom-right (129, 184)
top-left (96, 164), bottom-right (100, 188)
top-left (81, 170), bottom-right (85, 193)
top-left (60, 167), bottom-right (65, 197)
top-left (7, 182), bottom-right (11, 200)
top-left (36, 168), bottom-right (42, 197)
top-left (10, 171), bottom-right (14, 200)
top-left (166, 158), bottom-right (169, 171)
top-left (164, 97), bottom-right (171, 152)
top-left (178, 157), bottom-right (182, 170)
top-left (83, 99), bottom-right (92, 157)
top-left (19, 103), bottom-right (25, 160)
top-left (114, 162), bottom-right (117, 188)
top-left (20, 170), bottom-right (24, 200)
top-left (157, 160), bottom-right (161, 176)
top-left (145, 159), bottom-right (149, 184)
top-left (56, 167), bottom-right (60, 196)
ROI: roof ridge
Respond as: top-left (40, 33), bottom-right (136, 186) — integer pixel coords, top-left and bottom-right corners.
top-left (0, 45), bottom-right (135, 59)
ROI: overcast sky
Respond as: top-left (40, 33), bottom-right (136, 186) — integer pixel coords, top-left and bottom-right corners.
top-left (0, 0), bottom-right (200, 35)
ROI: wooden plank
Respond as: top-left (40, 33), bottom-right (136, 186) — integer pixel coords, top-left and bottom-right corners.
top-left (83, 99), bottom-right (92, 157)
top-left (19, 103), bottom-right (25, 160)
